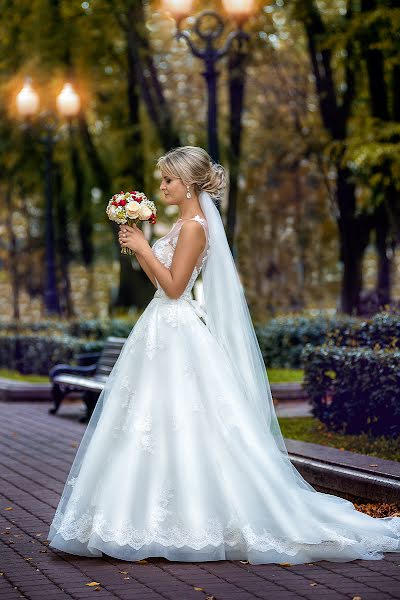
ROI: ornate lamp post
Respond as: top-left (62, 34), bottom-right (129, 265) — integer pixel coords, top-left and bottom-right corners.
top-left (16, 80), bottom-right (81, 315)
top-left (163, 0), bottom-right (254, 164)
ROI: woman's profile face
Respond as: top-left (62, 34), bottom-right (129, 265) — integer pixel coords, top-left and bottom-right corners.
top-left (159, 173), bottom-right (187, 206)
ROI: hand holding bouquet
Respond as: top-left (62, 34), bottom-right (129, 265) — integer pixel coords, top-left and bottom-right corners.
top-left (106, 191), bottom-right (157, 255)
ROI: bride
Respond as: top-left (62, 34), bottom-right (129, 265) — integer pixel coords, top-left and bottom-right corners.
top-left (47, 146), bottom-right (400, 564)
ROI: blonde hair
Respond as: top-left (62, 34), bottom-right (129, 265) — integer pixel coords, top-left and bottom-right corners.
top-left (156, 146), bottom-right (226, 200)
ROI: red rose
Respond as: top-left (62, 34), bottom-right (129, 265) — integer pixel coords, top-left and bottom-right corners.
top-left (120, 199), bottom-right (127, 206)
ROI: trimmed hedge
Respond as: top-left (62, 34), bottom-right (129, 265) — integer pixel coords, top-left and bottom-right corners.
top-left (0, 318), bottom-right (138, 376)
top-left (255, 315), bottom-right (359, 368)
top-left (0, 335), bottom-right (104, 376)
top-left (0, 321), bottom-right (68, 335)
top-left (302, 344), bottom-right (400, 437)
top-left (327, 312), bottom-right (400, 349)
top-left (0, 318), bottom-right (138, 341)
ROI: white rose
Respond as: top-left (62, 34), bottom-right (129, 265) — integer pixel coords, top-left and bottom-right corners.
top-left (107, 205), bottom-right (118, 221)
top-left (125, 201), bottom-right (141, 219)
top-left (138, 203), bottom-right (152, 220)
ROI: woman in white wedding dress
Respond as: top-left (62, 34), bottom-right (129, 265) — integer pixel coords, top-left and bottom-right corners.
top-left (47, 146), bottom-right (400, 565)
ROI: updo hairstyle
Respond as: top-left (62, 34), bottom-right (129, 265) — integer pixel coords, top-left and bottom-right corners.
top-left (156, 146), bottom-right (226, 200)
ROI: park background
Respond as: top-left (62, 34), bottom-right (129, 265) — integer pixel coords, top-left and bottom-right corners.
top-left (0, 0), bottom-right (399, 457)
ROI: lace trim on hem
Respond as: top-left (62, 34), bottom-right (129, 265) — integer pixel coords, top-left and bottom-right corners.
top-left (50, 504), bottom-right (400, 557)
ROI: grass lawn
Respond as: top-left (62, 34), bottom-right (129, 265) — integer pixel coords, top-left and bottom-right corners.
top-left (2, 367), bottom-right (304, 385)
top-left (278, 416), bottom-right (400, 462)
top-left (0, 369), bottom-right (49, 384)
top-left (267, 368), bottom-right (303, 383)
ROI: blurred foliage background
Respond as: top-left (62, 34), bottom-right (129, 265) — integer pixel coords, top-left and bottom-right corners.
top-left (0, 0), bottom-right (399, 324)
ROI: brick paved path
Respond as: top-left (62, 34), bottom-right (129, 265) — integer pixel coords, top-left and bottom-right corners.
top-left (1, 401), bottom-right (400, 600)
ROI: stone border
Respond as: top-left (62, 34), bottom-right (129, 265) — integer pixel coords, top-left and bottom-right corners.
top-left (0, 377), bottom-right (51, 401)
top-left (286, 439), bottom-right (400, 503)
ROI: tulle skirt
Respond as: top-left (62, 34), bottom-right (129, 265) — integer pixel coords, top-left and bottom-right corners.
top-left (47, 293), bottom-right (400, 564)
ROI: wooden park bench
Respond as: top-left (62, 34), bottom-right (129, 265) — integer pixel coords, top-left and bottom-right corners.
top-left (49, 336), bottom-right (126, 422)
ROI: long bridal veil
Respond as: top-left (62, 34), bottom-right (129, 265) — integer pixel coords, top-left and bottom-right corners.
top-left (199, 191), bottom-right (315, 492)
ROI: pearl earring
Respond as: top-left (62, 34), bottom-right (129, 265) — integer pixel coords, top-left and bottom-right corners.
top-left (186, 186), bottom-right (192, 199)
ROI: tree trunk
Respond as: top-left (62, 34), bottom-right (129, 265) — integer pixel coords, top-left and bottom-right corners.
top-left (336, 169), bottom-right (372, 314)
top-left (5, 185), bottom-right (20, 322)
top-left (54, 164), bottom-right (75, 318)
top-left (227, 37), bottom-right (248, 252)
top-left (298, 0), bottom-right (367, 314)
top-left (375, 203), bottom-right (392, 306)
top-left (70, 128), bottom-right (94, 267)
top-left (113, 15), bottom-right (155, 310)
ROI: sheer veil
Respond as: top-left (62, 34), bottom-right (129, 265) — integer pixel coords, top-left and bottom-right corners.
top-left (199, 190), bottom-right (315, 492)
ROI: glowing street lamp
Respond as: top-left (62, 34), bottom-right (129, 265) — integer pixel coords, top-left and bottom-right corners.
top-left (56, 83), bottom-right (81, 118)
top-left (164, 0), bottom-right (254, 249)
top-left (162, 0), bottom-right (193, 22)
top-left (222, 0), bottom-right (254, 23)
top-left (16, 80), bottom-right (81, 315)
top-left (16, 80), bottom-right (40, 118)
top-left (164, 0), bottom-right (254, 164)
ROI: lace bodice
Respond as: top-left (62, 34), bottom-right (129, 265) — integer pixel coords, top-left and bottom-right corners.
top-left (151, 214), bottom-right (209, 300)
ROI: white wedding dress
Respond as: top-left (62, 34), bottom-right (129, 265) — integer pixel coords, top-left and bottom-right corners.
top-left (47, 210), bottom-right (400, 565)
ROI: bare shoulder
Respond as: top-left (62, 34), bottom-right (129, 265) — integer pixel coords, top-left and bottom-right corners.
top-left (178, 220), bottom-right (206, 251)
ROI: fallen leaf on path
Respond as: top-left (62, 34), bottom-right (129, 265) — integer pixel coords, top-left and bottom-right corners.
top-left (239, 560), bottom-right (249, 564)
top-left (194, 587), bottom-right (204, 591)
top-left (279, 563), bottom-right (292, 567)
top-left (24, 557), bottom-right (33, 561)
top-left (352, 596), bottom-right (362, 600)
top-left (119, 571), bottom-right (128, 574)
top-left (310, 582), bottom-right (318, 586)
top-left (4, 507), bottom-right (13, 511)
top-left (40, 550), bottom-right (47, 553)
top-left (86, 582), bottom-right (100, 587)
top-left (369, 464), bottom-right (378, 467)
top-left (135, 559), bottom-right (148, 564)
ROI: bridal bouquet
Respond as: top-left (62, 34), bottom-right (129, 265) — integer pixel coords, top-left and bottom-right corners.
top-left (106, 191), bottom-right (157, 255)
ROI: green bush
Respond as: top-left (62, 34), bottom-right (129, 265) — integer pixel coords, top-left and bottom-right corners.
top-left (255, 315), bottom-right (359, 368)
top-left (67, 318), bottom-right (137, 339)
top-left (0, 317), bottom-right (138, 376)
top-left (0, 318), bottom-right (138, 341)
top-left (328, 312), bottom-right (400, 349)
top-left (302, 344), bottom-right (400, 438)
top-left (0, 321), bottom-right (68, 335)
top-left (0, 335), bottom-right (103, 376)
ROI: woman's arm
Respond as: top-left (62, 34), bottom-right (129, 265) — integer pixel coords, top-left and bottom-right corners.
top-left (134, 253), bottom-right (158, 289)
top-left (137, 221), bottom-right (206, 299)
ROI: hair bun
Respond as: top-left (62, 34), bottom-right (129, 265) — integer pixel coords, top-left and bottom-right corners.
top-left (202, 161), bottom-right (227, 200)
